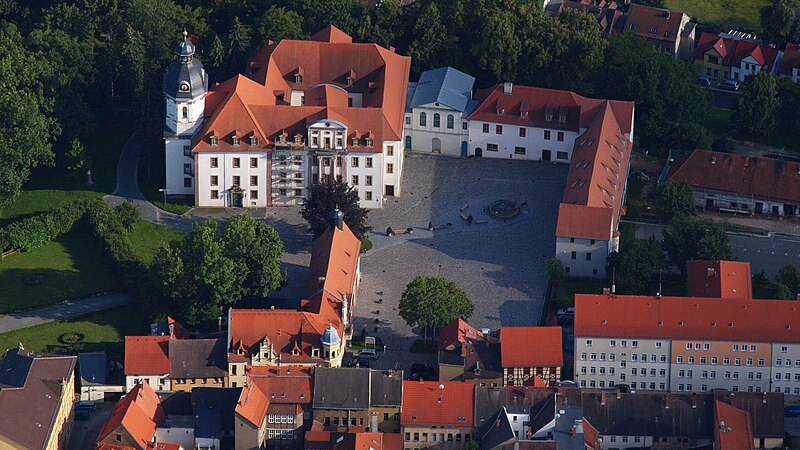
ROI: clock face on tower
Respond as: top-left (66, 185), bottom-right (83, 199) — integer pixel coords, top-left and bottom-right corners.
top-left (179, 81), bottom-right (190, 92)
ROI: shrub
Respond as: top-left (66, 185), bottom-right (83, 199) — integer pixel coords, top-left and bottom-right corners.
top-left (360, 238), bottom-right (373, 253)
top-left (3, 218), bottom-right (50, 252)
top-left (0, 200), bottom-right (88, 252)
top-left (114, 202), bottom-right (141, 230)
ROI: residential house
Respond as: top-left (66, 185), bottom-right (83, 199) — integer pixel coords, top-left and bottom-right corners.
top-left (574, 289), bottom-right (800, 393)
top-left (312, 367), bottom-right (403, 433)
top-left (582, 391), bottom-right (714, 448)
top-left (234, 380), bottom-right (271, 450)
top-left (304, 431), bottom-right (403, 449)
top-left (779, 42), bottom-right (800, 82)
top-left (545, 1), bottom-right (625, 35)
top-left (0, 347), bottom-right (76, 450)
top-left (404, 67), bottom-right (475, 156)
top-left (235, 366), bottom-right (314, 449)
top-left (96, 383), bottom-right (166, 450)
top-left (473, 386), bottom-right (559, 448)
top-left (401, 381), bottom-right (475, 449)
top-left (694, 32), bottom-right (783, 81)
top-left (714, 391), bottom-right (784, 449)
top-left (164, 25), bottom-right (411, 208)
top-left (687, 260), bottom-right (752, 300)
top-left (192, 387), bottom-right (241, 450)
top-left (169, 338), bottom-right (228, 391)
top-left (79, 351), bottom-right (122, 402)
top-left (665, 149), bottom-right (800, 218)
top-left (714, 400), bottom-right (755, 450)
top-left (438, 318), bottom-right (502, 386)
top-left (625, 3), bottom-right (696, 61)
top-left (125, 336), bottom-right (171, 392)
top-left (500, 327), bottom-right (563, 387)
top-left (227, 213), bottom-right (360, 384)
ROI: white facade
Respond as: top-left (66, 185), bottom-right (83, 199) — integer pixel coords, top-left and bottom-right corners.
top-left (555, 237), bottom-right (613, 278)
top-left (404, 105), bottom-right (469, 156)
top-left (468, 120), bottom-right (579, 162)
top-left (196, 152), bottom-right (270, 208)
top-left (125, 375), bottom-right (170, 392)
top-left (771, 343), bottom-right (800, 395)
top-left (575, 338), bottom-right (672, 391)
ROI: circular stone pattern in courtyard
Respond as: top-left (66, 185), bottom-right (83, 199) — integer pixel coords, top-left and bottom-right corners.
top-left (486, 199), bottom-right (520, 221)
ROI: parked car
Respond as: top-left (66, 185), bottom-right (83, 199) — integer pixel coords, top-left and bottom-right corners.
top-left (409, 363), bottom-right (436, 381)
top-left (75, 401), bottom-right (96, 412)
top-left (359, 348), bottom-right (378, 359)
top-left (786, 406), bottom-right (800, 417)
top-left (356, 356), bottom-right (371, 368)
top-left (696, 76), bottom-right (712, 86)
top-left (556, 307), bottom-right (574, 317)
top-left (718, 80), bottom-right (740, 91)
top-left (76, 409), bottom-right (91, 420)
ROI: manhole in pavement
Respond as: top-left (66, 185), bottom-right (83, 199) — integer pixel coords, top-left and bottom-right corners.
top-left (486, 200), bottom-right (520, 220)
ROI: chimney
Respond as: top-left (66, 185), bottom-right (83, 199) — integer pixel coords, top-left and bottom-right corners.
top-left (616, 388), bottom-right (621, 399)
top-left (169, 323), bottom-right (175, 339)
top-left (692, 392), bottom-right (698, 409)
top-left (707, 267), bottom-right (716, 278)
top-left (495, 419), bottom-right (501, 429)
top-left (503, 82), bottom-right (513, 94)
top-left (574, 419), bottom-right (584, 434)
top-left (665, 393), bottom-right (670, 409)
top-left (600, 392), bottom-right (606, 406)
top-left (603, 287), bottom-right (611, 296)
top-left (763, 392), bottom-right (767, 404)
top-left (330, 208), bottom-right (344, 231)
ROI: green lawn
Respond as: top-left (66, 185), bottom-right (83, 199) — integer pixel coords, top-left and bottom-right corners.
top-left (0, 228), bottom-right (121, 313)
top-left (0, 306), bottom-right (148, 358)
top-left (127, 219), bottom-right (185, 262)
top-left (666, 0), bottom-right (768, 32)
top-left (700, 107), bottom-right (734, 137)
top-left (0, 190), bottom-right (102, 226)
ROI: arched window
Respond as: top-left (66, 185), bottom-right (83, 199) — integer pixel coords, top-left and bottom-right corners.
top-left (419, 112), bottom-right (426, 127)
top-left (446, 114), bottom-right (454, 129)
top-left (433, 113), bottom-right (440, 128)
top-left (181, 106), bottom-right (188, 119)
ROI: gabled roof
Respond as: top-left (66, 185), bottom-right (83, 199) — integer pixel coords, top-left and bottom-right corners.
top-left (97, 383), bottom-right (165, 450)
top-left (500, 327), bottom-right (563, 368)
top-left (626, 3), bottom-right (686, 43)
top-left (0, 348), bottom-right (77, 450)
top-left (555, 204), bottom-right (614, 241)
top-left (439, 317), bottom-right (484, 350)
top-left (401, 381), bottom-right (474, 427)
top-left (79, 351), bottom-right (107, 386)
top-left (714, 391), bottom-right (784, 439)
top-left (235, 379), bottom-right (269, 427)
top-left (666, 149), bottom-right (800, 205)
top-left (714, 401), bottom-right (755, 450)
top-left (780, 42), bottom-right (800, 75)
top-left (687, 260), bottom-right (752, 300)
top-left (305, 221), bottom-right (361, 303)
top-left (694, 32), bottom-right (781, 71)
top-left (125, 336), bottom-right (170, 375)
top-left (192, 387), bottom-right (241, 440)
top-left (575, 294), bottom-right (800, 342)
top-left (169, 338), bottom-right (227, 379)
top-left (407, 67), bottom-right (475, 112)
top-left (249, 365), bottom-right (314, 404)
top-left (313, 367), bottom-right (371, 410)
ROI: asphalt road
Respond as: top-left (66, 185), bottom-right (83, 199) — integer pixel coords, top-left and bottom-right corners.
top-left (68, 402), bottom-right (115, 450)
top-left (0, 293), bottom-right (130, 333)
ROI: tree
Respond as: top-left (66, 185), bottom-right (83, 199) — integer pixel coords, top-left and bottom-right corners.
top-left (735, 71), bottom-right (780, 137)
top-left (711, 135), bottom-right (736, 153)
top-left (208, 34), bottom-right (224, 71)
top-left (761, 0), bottom-right (800, 42)
top-left (65, 137), bottom-right (90, 172)
top-left (471, 5), bottom-right (521, 81)
top-left (407, 2), bottom-right (449, 73)
top-left (114, 201), bottom-right (141, 230)
top-left (227, 16), bottom-right (251, 74)
top-left (399, 276), bottom-right (474, 339)
top-left (631, 0), bottom-right (667, 7)
top-left (222, 214), bottom-right (285, 299)
top-left (254, 5), bottom-right (305, 47)
top-left (552, 7), bottom-right (606, 92)
top-left (662, 217), bottom-right (732, 274)
top-left (776, 264), bottom-right (800, 294)
top-left (655, 181), bottom-right (696, 222)
top-left (301, 181), bottom-right (371, 238)
top-left (777, 284), bottom-right (795, 300)
top-left (668, 122), bottom-right (712, 154)
top-left (606, 229), bottom-right (664, 294)
top-left (546, 257), bottom-right (566, 283)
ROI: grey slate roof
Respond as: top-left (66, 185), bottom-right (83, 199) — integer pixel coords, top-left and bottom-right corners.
top-left (163, 51), bottom-right (208, 100)
top-left (168, 338), bottom-right (227, 379)
top-left (369, 369), bottom-right (403, 407)
top-left (313, 367), bottom-right (371, 410)
top-left (78, 352), bottom-right (106, 386)
top-left (192, 387), bottom-right (242, 440)
top-left (407, 67), bottom-right (475, 112)
top-left (477, 407), bottom-right (516, 449)
top-left (0, 347), bottom-right (33, 388)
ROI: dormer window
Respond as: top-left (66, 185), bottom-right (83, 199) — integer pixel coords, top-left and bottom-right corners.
top-left (294, 134), bottom-right (303, 144)
top-left (312, 347), bottom-right (320, 358)
top-left (559, 114), bottom-right (566, 123)
top-left (210, 135), bottom-right (218, 146)
top-left (496, 108), bottom-right (504, 115)
top-left (277, 133), bottom-right (287, 144)
top-left (545, 113), bottom-right (553, 121)
top-left (365, 138), bottom-right (374, 147)
top-left (232, 135), bottom-right (240, 146)
top-left (351, 138), bottom-right (359, 146)
top-left (179, 81), bottom-right (190, 92)
top-left (295, 74), bottom-right (303, 84)
top-left (649, 27), bottom-right (657, 34)
top-left (250, 136), bottom-right (258, 146)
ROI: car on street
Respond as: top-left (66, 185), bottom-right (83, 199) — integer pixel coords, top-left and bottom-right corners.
top-left (356, 356), bottom-right (371, 368)
top-left (358, 348), bottom-right (378, 359)
top-left (76, 409), bottom-right (91, 420)
top-left (75, 401), bottom-right (96, 412)
top-left (696, 76), bottom-right (712, 86)
top-left (409, 363), bottom-right (436, 381)
top-left (718, 80), bottom-right (740, 91)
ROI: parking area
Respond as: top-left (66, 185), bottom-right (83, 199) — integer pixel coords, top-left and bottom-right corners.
top-left (352, 154), bottom-right (568, 356)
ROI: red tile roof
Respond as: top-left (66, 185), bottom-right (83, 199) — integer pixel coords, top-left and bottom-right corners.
top-left (235, 379), bottom-right (269, 427)
top-left (125, 336), bottom-right (170, 375)
top-left (714, 401), bottom-right (755, 450)
top-left (97, 383), bottom-right (165, 449)
top-left (556, 101), bottom-right (632, 240)
top-left (305, 221), bottom-right (361, 307)
top-left (500, 327), bottom-right (563, 368)
top-left (193, 26), bottom-right (410, 153)
top-left (575, 294), bottom-right (800, 342)
top-left (438, 317), bottom-right (484, 350)
top-left (687, 260), bottom-right (752, 299)
top-left (626, 3), bottom-right (686, 43)
top-left (694, 32), bottom-right (781, 72)
top-left (666, 149), bottom-right (800, 205)
top-left (304, 431), bottom-right (402, 449)
top-left (146, 444), bottom-right (183, 450)
top-left (249, 365), bottom-right (314, 404)
top-left (780, 42), bottom-right (800, 76)
top-left (469, 84), bottom-right (633, 134)
top-left (401, 381), bottom-right (475, 427)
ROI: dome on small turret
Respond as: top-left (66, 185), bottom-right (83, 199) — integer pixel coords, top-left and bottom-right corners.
top-left (174, 30), bottom-right (195, 58)
top-left (163, 30), bottom-right (207, 100)
top-left (321, 324), bottom-right (341, 347)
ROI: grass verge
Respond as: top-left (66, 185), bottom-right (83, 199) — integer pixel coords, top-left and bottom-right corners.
top-left (349, 334), bottom-right (385, 351)
top-left (0, 306), bottom-right (148, 358)
top-left (665, 0), bottom-right (767, 32)
top-left (127, 219), bottom-right (185, 263)
top-left (0, 228), bottom-right (121, 314)
top-left (700, 107), bottom-right (734, 136)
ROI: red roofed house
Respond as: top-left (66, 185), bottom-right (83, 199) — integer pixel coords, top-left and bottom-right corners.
top-left (625, 3), bottom-right (696, 61)
top-left (574, 292), bottom-right (800, 393)
top-left (687, 260), bottom-right (752, 300)
top-left (96, 383), bottom-right (167, 450)
top-left (401, 381), bottom-right (475, 449)
top-left (665, 149), bottom-right (800, 218)
top-left (163, 26), bottom-right (411, 209)
top-left (694, 31), bottom-right (783, 81)
top-left (779, 42), bottom-right (800, 82)
top-left (714, 400), bottom-right (755, 450)
top-left (124, 336), bottom-right (171, 392)
top-left (500, 327), bottom-right (563, 387)
top-left (227, 213), bottom-right (361, 388)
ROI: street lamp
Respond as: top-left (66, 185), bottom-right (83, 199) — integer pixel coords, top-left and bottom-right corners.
top-left (158, 188), bottom-right (168, 203)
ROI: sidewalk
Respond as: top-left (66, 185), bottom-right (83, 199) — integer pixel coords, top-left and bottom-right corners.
top-left (0, 293), bottom-right (130, 333)
top-left (698, 211), bottom-right (800, 237)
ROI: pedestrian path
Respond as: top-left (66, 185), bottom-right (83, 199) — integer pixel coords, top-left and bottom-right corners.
top-left (0, 293), bottom-right (130, 333)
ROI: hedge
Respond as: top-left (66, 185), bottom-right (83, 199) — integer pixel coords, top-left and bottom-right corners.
top-left (1, 200), bottom-right (89, 252)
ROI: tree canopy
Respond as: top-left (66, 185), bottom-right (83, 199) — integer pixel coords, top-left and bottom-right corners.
top-left (301, 181), bottom-right (371, 238)
top-left (735, 71), bottom-right (780, 137)
top-left (655, 181), bottom-right (696, 222)
top-left (399, 276), bottom-right (474, 336)
top-left (662, 216), bottom-right (733, 275)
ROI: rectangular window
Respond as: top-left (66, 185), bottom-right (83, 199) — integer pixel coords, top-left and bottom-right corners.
top-left (586, 253), bottom-right (592, 261)
top-left (250, 176), bottom-right (258, 186)
top-left (571, 251), bottom-right (577, 260)
top-left (462, 121), bottom-right (468, 130)
top-left (387, 163), bottom-right (394, 174)
top-left (210, 157), bottom-right (218, 168)
top-left (486, 143), bottom-right (498, 152)
top-left (184, 163), bottom-right (192, 175)
top-left (183, 145), bottom-right (191, 157)
top-left (184, 178), bottom-right (192, 187)
top-left (365, 175), bottom-right (373, 186)
top-left (405, 116), bottom-right (411, 125)
top-left (250, 190), bottom-right (258, 199)
top-left (514, 146), bottom-right (526, 155)
top-left (482, 123), bottom-right (489, 133)
top-left (366, 158), bottom-right (373, 168)
top-left (210, 175), bottom-right (218, 186)
top-left (351, 157), bottom-right (359, 168)
top-left (387, 146), bottom-right (394, 156)
top-left (233, 176), bottom-right (241, 186)
top-left (495, 125), bottom-right (503, 134)
top-left (233, 158), bottom-right (241, 168)
top-left (544, 130), bottom-right (551, 140)
top-left (250, 157), bottom-right (258, 168)
top-left (351, 175), bottom-right (359, 185)
top-left (365, 191), bottom-right (372, 201)
top-left (519, 128), bottom-right (526, 137)
top-left (557, 131), bottom-right (565, 141)
top-left (211, 190), bottom-right (219, 199)
top-left (556, 151), bottom-right (568, 160)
